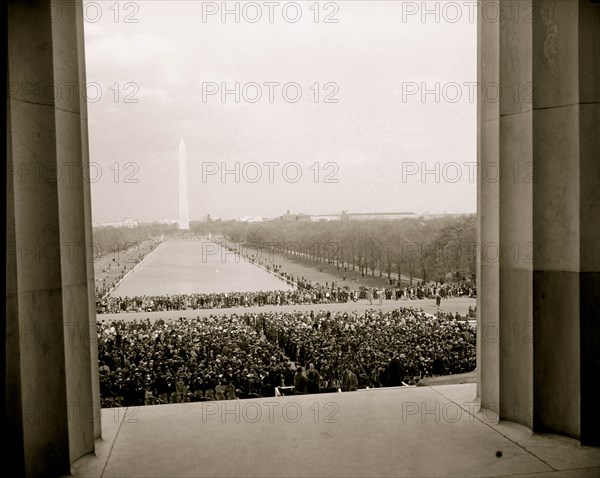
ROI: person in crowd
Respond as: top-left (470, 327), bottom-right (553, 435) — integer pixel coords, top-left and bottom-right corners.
top-left (225, 380), bottom-right (237, 400)
top-left (215, 379), bottom-right (227, 401)
top-left (342, 368), bottom-right (358, 392)
top-left (99, 361), bottom-right (110, 374)
top-left (205, 387), bottom-right (216, 401)
top-left (294, 367), bottom-right (308, 395)
top-left (155, 374), bottom-right (169, 403)
top-left (176, 376), bottom-right (187, 403)
top-left (144, 385), bottom-right (155, 405)
top-left (306, 363), bottom-right (322, 394)
top-left (387, 353), bottom-right (405, 387)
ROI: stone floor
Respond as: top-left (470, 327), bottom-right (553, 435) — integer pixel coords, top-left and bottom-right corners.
top-left (71, 384), bottom-right (599, 477)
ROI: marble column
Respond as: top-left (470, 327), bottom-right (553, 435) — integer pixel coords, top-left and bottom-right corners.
top-left (478, 0), bottom-right (600, 445)
top-left (531, 0), bottom-right (600, 443)
top-left (578, 2), bottom-right (600, 442)
top-left (75, 1), bottom-right (102, 441)
top-left (477, 0), bottom-right (501, 417)
top-left (51, 0), bottom-right (96, 460)
top-left (497, 0), bottom-right (534, 428)
top-left (7, 1), bottom-right (70, 475)
top-left (6, 1), bottom-right (97, 476)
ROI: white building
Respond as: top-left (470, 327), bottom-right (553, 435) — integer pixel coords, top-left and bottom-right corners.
top-left (96, 217), bottom-right (139, 228)
top-left (239, 216), bottom-right (264, 223)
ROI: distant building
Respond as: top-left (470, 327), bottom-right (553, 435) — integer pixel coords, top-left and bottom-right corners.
top-left (239, 216), bottom-right (264, 223)
top-left (96, 217), bottom-right (139, 228)
top-left (307, 211), bottom-right (418, 222)
top-left (421, 213), bottom-right (473, 220)
top-left (271, 210), bottom-right (423, 222)
top-left (309, 214), bottom-right (340, 222)
top-left (121, 217), bottom-right (138, 228)
top-left (344, 211), bottom-right (417, 221)
top-left (274, 210), bottom-right (311, 221)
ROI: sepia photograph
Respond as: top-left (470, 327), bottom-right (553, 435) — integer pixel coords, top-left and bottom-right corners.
top-left (4, 1), bottom-right (600, 477)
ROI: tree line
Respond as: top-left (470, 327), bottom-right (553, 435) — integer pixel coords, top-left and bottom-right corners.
top-left (92, 223), bottom-right (176, 258)
top-left (204, 215), bottom-right (477, 285)
top-left (92, 216), bottom-right (477, 286)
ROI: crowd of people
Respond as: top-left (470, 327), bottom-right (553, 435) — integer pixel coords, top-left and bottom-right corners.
top-left (97, 286), bottom-right (351, 314)
top-left (94, 241), bottom-right (161, 300)
top-left (262, 308), bottom-right (476, 389)
top-left (96, 282), bottom-right (474, 314)
top-left (98, 314), bottom-right (291, 407)
top-left (98, 308), bottom-right (476, 407)
top-left (377, 282), bottom-right (476, 300)
top-left (97, 281), bottom-right (476, 314)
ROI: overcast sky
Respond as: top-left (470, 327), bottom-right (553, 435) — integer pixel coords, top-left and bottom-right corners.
top-left (84, 1), bottom-right (477, 223)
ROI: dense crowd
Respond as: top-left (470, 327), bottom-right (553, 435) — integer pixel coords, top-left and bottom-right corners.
top-left (263, 308), bottom-right (476, 388)
top-left (378, 282), bottom-right (476, 300)
top-left (97, 282), bottom-right (475, 314)
top-left (97, 286), bottom-right (351, 314)
top-left (98, 308), bottom-right (476, 407)
top-left (98, 314), bottom-right (290, 407)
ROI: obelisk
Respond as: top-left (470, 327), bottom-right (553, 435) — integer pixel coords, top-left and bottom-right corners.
top-left (178, 138), bottom-right (190, 230)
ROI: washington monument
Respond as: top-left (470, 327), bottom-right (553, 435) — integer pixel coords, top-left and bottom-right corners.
top-left (178, 138), bottom-right (189, 230)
